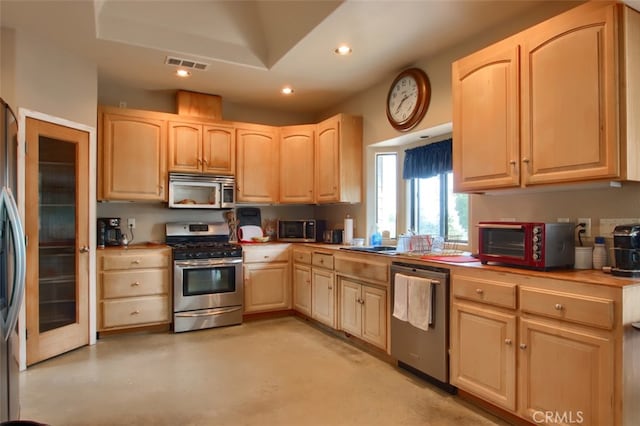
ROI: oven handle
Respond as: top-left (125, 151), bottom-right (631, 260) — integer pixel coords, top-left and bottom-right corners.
top-left (174, 258), bottom-right (242, 268)
top-left (175, 306), bottom-right (242, 318)
top-left (477, 224), bottom-right (524, 230)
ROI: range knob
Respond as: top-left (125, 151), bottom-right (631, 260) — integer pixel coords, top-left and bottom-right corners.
top-left (533, 235), bottom-right (540, 243)
top-left (533, 253), bottom-right (540, 260)
top-left (533, 226), bottom-right (542, 234)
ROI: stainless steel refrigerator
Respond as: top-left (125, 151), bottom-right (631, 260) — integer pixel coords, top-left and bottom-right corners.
top-left (0, 97), bottom-right (27, 422)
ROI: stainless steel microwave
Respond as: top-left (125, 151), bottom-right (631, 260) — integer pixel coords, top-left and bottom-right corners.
top-left (277, 219), bottom-right (326, 242)
top-left (168, 173), bottom-right (235, 209)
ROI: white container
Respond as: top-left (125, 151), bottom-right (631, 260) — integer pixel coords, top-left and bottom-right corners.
top-left (592, 236), bottom-right (607, 270)
top-left (574, 246), bottom-right (593, 269)
top-left (343, 216), bottom-right (354, 245)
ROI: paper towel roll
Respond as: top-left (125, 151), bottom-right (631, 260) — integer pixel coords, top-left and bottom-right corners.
top-left (344, 217), bottom-right (354, 244)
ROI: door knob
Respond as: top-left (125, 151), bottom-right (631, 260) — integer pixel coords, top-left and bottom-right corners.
top-left (79, 246), bottom-right (90, 253)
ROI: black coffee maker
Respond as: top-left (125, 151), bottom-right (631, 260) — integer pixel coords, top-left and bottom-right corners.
top-left (97, 217), bottom-right (123, 248)
top-left (611, 224), bottom-right (640, 277)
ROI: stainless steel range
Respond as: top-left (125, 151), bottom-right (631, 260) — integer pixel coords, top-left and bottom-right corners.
top-left (166, 222), bottom-right (243, 333)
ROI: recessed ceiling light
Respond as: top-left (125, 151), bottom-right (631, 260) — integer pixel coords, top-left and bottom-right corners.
top-left (176, 69), bottom-right (191, 78)
top-left (334, 45), bottom-right (352, 55)
top-left (281, 87), bottom-right (294, 95)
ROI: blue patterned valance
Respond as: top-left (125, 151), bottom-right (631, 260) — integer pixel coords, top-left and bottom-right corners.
top-left (402, 138), bottom-right (452, 180)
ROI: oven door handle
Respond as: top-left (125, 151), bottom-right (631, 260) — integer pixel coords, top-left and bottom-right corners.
top-left (477, 224), bottom-right (524, 230)
top-left (174, 258), bottom-right (242, 268)
top-left (175, 306), bottom-right (242, 318)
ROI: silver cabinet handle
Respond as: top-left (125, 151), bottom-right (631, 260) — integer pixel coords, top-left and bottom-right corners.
top-left (505, 339), bottom-right (512, 345)
top-left (554, 303), bottom-right (564, 311)
top-left (519, 343), bottom-right (527, 350)
top-left (79, 245), bottom-right (90, 253)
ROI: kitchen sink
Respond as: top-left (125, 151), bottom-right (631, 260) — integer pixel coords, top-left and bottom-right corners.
top-left (339, 246), bottom-right (397, 255)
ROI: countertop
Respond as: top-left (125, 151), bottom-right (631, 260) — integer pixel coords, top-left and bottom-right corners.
top-left (266, 241), bottom-right (640, 289)
top-left (97, 242), bottom-right (169, 250)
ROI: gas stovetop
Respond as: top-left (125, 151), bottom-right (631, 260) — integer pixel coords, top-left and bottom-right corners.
top-left (166, 221), bottom-right (242, 260)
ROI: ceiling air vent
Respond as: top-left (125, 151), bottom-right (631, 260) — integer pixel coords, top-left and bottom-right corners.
top-left (165, 56), bottom-right (209, 71)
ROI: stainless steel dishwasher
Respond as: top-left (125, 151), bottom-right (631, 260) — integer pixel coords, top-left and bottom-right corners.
top-left (390, 262), bottom-right (454, 392)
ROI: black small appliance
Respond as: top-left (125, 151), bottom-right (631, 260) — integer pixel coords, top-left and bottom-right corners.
top-left (97, 217), bottom-right (123, 247)
top-left (611, 224), bottom-right (640, 277)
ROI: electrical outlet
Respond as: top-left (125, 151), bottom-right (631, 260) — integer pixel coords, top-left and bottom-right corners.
top-left (128, 218), bottom-right (136, 229)
top-left (577, 217), bottom-right (591, 237)
top-left (557, 217), bottom-right (570, 223)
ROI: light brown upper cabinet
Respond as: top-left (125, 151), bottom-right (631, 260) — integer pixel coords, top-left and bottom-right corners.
top-left (99, 106), bottom-right (168, 201)
top-left (236, 123), bottom-right (279, 203)
top-left (453, 2), bottom-right (640, 193)
top-left (168, 121), bottom-right (235, 175)
top-left (315, 114), bottom-right (363, 203)
top-left (279, 124), bottom-right (315, 204)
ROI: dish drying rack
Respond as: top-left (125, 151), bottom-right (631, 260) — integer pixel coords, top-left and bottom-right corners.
top-left (396, 234), bottom-right (464, 256)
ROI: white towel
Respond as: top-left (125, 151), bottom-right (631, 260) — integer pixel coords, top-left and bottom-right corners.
top-left (393, 273), bottom-right (410, 321)
top-left (408, 276), bottom-right (433, 331)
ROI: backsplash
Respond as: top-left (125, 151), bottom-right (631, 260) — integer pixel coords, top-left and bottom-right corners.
top-left (96, 202), bottom-right (315, 243)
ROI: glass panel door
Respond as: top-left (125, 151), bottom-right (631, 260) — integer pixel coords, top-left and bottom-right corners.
top-left (39, 139), bottom-right (77, 332)
top-left (26, 118), bottom-right (89, 366)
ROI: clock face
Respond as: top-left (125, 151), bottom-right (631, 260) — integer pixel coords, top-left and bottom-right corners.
top-left (386, 68), bottom-right (430, 132)
top-left (388, 76), bottom-right (419, 123)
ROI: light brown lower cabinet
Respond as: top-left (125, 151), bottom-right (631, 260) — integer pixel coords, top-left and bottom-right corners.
top-left (338, 277), bottom-right (387, 350)
top-left (450, 269), bottom-right (626, 426)
top-left (242, 245), bottom-right (291, 314)
top-left (97, 247), bottom-right (171, 332)
top-left (292, 250), bottom-right (313, 317)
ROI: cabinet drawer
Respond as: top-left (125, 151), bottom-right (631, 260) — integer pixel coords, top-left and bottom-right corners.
top-left (101, 296), bottom-right (170, 329)
top-left (102, 270), bottom-right (168, 298)
top-left (243, 246), bottom-right (289, 263)
top-left (292, 249), bottom-right (311, 264)
top-left (335, 256), bottom-right (388, 284)
top-left (453, 275), bottom-right (516, 309)
top-left (312, 252), bottom-right (334, 269)
top-left (102, 253), bottom-right (169, 270)
top-left (520, 287), bottom-right (614, 330)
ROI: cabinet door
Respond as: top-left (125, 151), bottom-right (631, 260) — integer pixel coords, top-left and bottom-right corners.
top-left (280, 125), bottom-right (314, 203)
top-left (339, 278), bottom-right (361, 337)
top-left (236, 125), bottom-right (279, 203)
top-left (243, 263), bottom-right (290, 313)
top-left (100, 109), bottom-right (167, 201)
top-left (450, 302), bottom-right (517, 411)
top-left (311, 268), bottom-right (335, 328)
top-left (361, 285), bottom-right (386, 349)
top-left (521, 3), bottom-right (618, 185)
top-left (293, 263), bottom-right (312, 316)
top-left (168, 121), bottom-right (202, 173)
top-left (315, 116), bottom-right (341, 203)
top-left (203, 124), bottom-right (235, 175)
top-left (452, 37), bottom-right (520, 192)
top-left (519, 317), bottom-right (614, 425)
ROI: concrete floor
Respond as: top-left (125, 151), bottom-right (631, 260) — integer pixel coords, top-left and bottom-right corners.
top-left (20, 316), bottom-right (508, 426)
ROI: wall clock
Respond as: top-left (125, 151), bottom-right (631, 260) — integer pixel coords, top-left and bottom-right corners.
top-left (386, 67), bottom-right (431, 132)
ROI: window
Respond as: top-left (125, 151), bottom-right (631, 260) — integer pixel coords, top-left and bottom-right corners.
top-left (410, 172), bottom-right (468, 242)
top-left (375, 153), bottom-right (397, 238)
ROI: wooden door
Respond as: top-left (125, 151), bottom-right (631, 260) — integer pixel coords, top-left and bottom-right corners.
top-left (236, 125), bottom-right (278, 203)
top-left (521, 2), bottom-right (618, 185)
top-left (452, 36), bottom-right (521, 192)
top-left (168, 121), bottom-right (202, 173)
top-left (519, 317), bottom-right (614, 425)
top-left (243, 263), bottom-right (290, 313)
top-left (315, 117), bottom-right (340, 203)
top-left (450, 302), bottom-right (517, 411)
top-left (202, 124), bottom-right (235, 175)
top-left (25, 118), bottom-right (90, 365)
top-left (292, 263), bottom-right (312, 316)
top-left (100, 108), bottom-right (167, 201)
top-left (361, 285), bottom-right (386, 349)
top-left (311, 268), bottom-right (335, 327)
top-left (280, 125), bottom-right (314, 203)
top-left (339, 278), bottom-right (361, 337)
